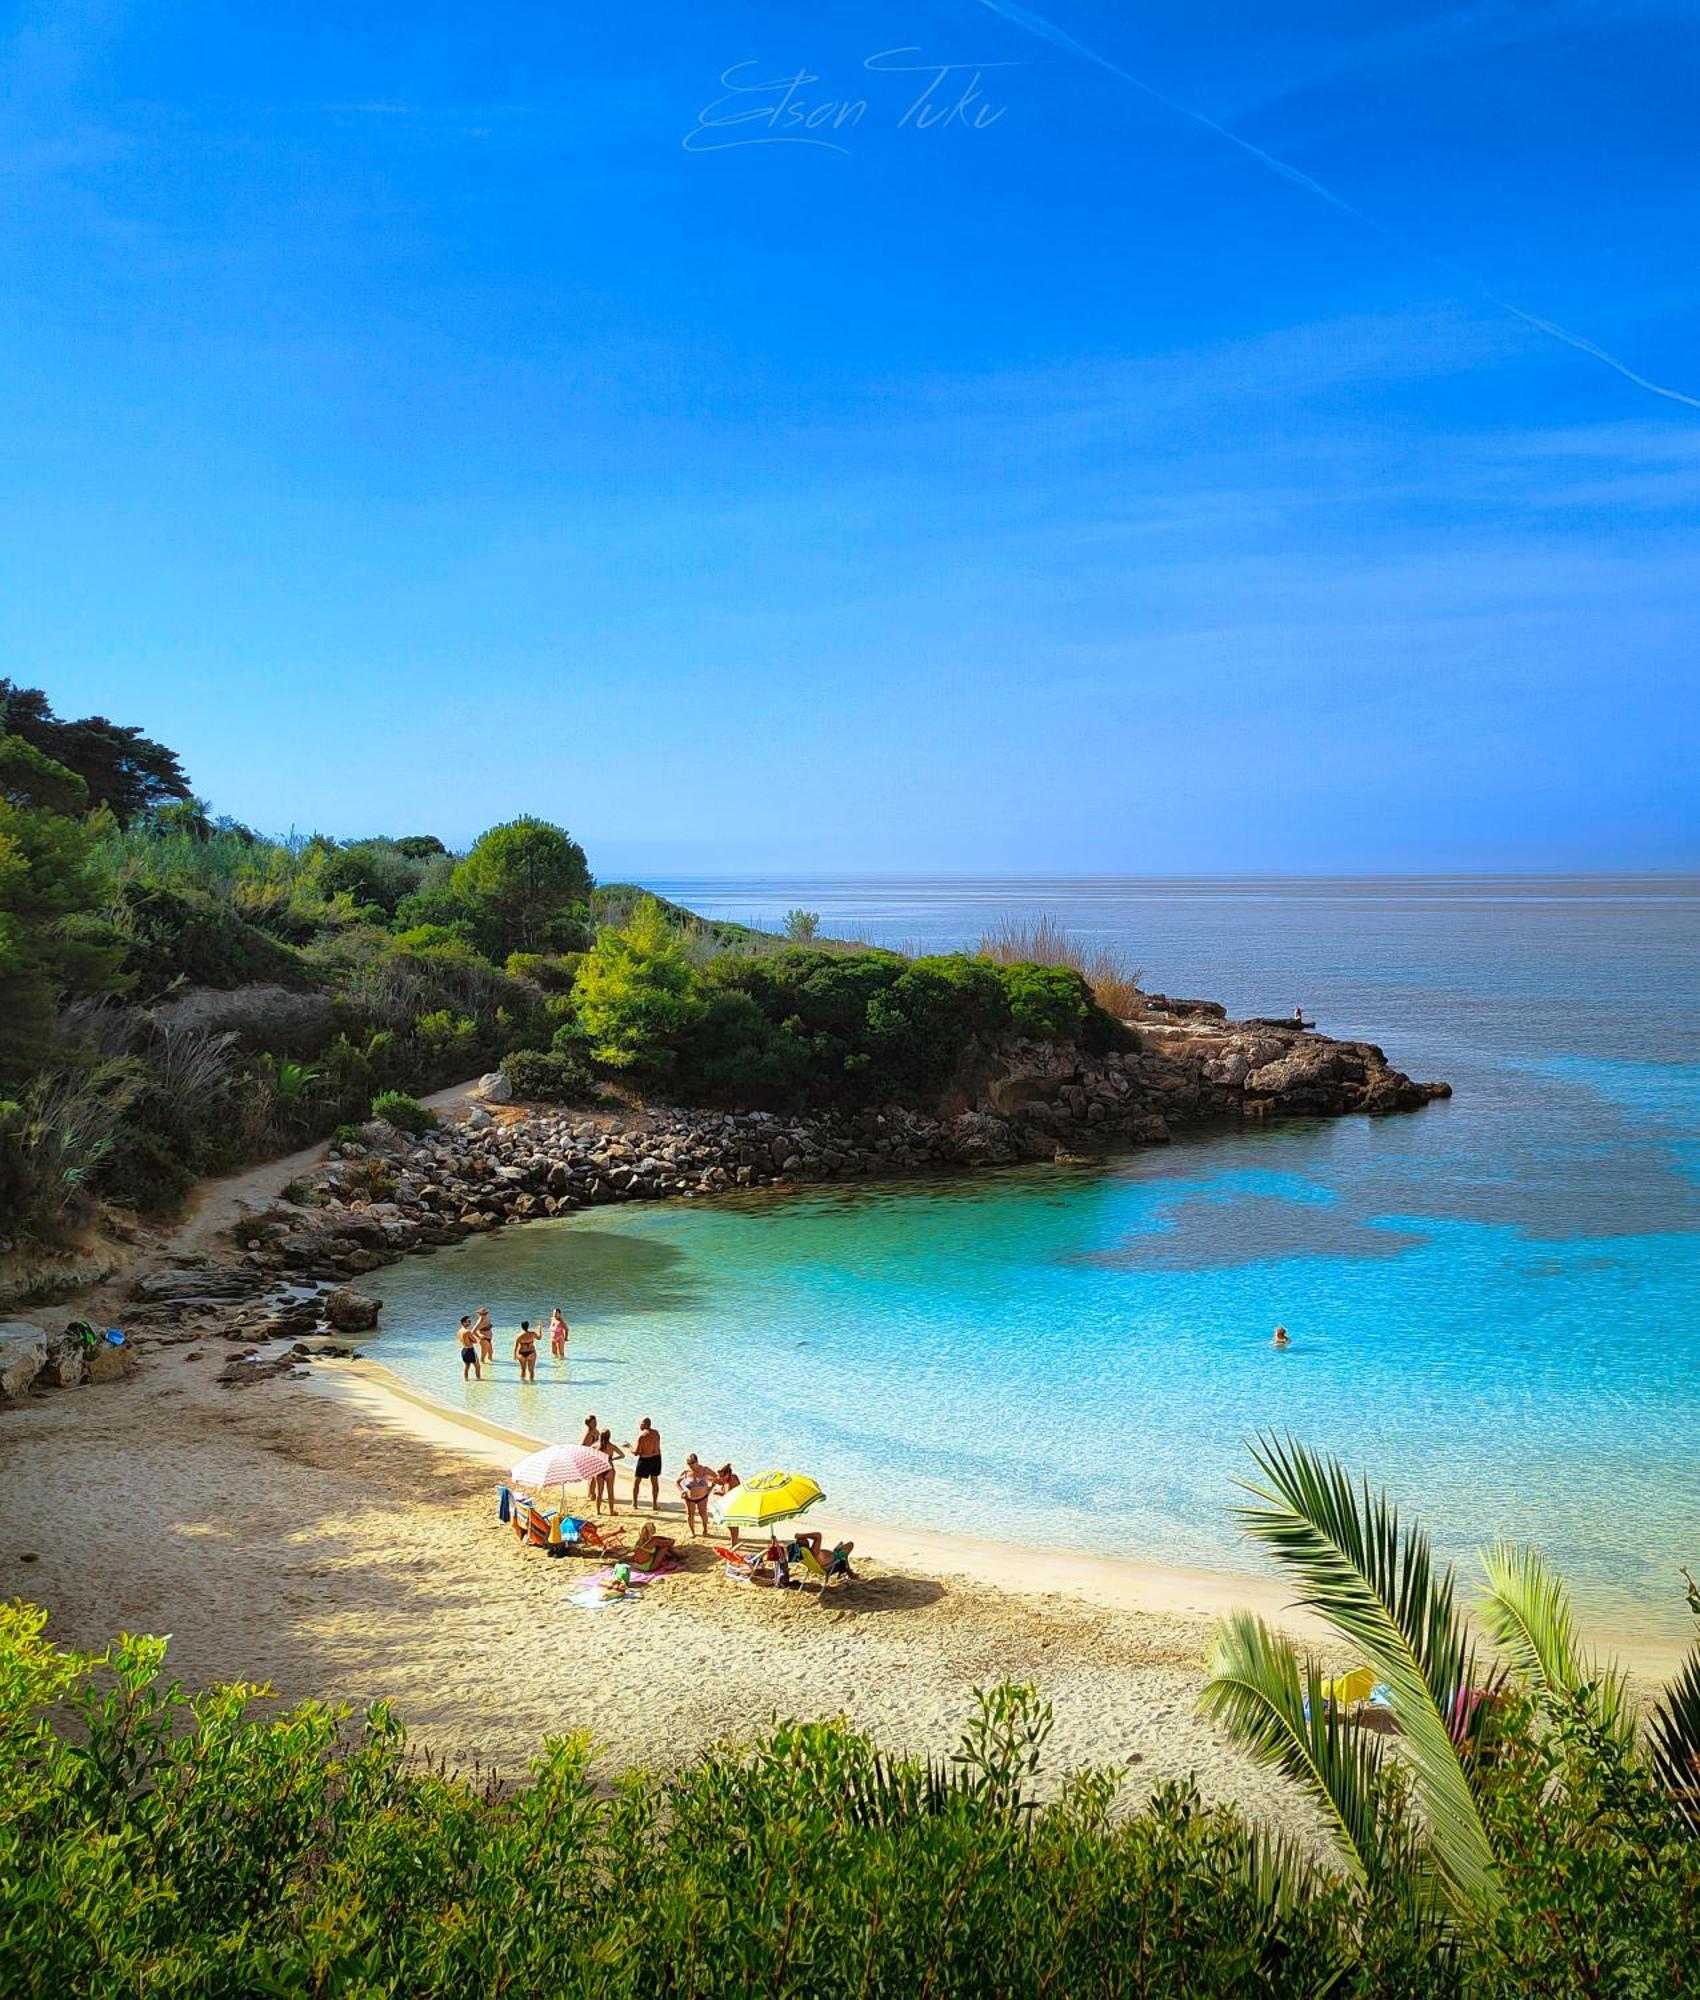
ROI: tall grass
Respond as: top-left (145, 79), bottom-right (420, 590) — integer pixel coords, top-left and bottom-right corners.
top-left (977, 915), bottom-right (1145, 1020)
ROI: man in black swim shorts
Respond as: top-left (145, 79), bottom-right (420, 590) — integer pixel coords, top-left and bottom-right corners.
top-left (629, 1416), bottom-right (662, 1510)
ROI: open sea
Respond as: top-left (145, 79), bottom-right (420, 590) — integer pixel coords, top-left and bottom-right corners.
top-left (373, 878), bottom-right (1700, 1637)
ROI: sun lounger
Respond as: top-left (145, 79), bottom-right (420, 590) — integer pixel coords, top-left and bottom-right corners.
top-left (572, 1520), bottom-right (627, 1557)
top-left (712, 1545), bottom-right (765, 1583)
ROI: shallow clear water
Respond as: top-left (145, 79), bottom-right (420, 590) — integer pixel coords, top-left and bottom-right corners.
top-left (373, 878), bottom-right (1700, 1636)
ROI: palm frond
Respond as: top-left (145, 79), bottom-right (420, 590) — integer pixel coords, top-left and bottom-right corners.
top-left (1199, 1611), bottom-right (1390, 1887)
top-left (1477, 1541), bottom-right (1636, 1743)
top-left (1235, 1437), bottom-right (1502, 1917)
top-left (1648, 1640), bottom-right (1700, 1834)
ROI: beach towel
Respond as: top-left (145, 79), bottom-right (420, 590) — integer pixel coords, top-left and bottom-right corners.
top-left (497, 1485), bottom-right (512, 1524)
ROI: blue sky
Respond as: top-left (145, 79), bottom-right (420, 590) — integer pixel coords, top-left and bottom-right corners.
top-left (4, 0), bottom-right (1698, 872)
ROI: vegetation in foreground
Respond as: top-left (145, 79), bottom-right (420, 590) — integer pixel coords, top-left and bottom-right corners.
top-left (0, 682), bottom-right (1133, 1263)
top-left (3, 1444), bottom-right (1696, 1997)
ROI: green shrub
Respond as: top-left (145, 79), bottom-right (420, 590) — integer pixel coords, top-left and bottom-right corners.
top-left (505, 950), bottom-right (583, 991)
top-left (502, 1047), bottom-right (596, 1104)
top-left (370, 1089), bottom-right (436, 1134)
top-left (8, 1591), bottom-right (1696, 1997)
top-left (571, 896), bottom-right (703, 1073)
top-left (113, 882), bottom-right (309, 1001)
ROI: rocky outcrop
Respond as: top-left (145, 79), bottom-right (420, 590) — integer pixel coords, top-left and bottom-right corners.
top-left (0, 1324), bottom-right (48, 1401)
top-left (186, 1010), bottom-right (1445, 1307)
top-left (0, 1320), bottom-right (134, 1399)
top-left (323, 1288), bottom-right (382, 1333)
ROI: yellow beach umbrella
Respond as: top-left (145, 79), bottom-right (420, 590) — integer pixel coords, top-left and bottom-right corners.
top-left (1321, 1666), bottom-right (1377, 1709)
top-left (713, 1469), bottom-right (825, 1534)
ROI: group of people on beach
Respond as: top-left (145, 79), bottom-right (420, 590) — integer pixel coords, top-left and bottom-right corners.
top-left (575, 1410), bottom-right (740, 1535)
top-left (455, 1305), bottom-right (570, 1382)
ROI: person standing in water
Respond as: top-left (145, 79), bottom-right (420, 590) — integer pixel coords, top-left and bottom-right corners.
top-left (514, 1320), bottom-right (539, 1383)
top-left (548, 1307), bottom-right (569, 1362)
top-left (456, 1315), bottom-right (481, 1382)
top-left (473, 1308), bottom-right (494, 1367)
top-left (628, 1416), bottom-right (662, 1512)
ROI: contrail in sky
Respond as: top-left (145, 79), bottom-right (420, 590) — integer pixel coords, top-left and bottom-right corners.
top-left (972, 0), bottom-right (1700, 414)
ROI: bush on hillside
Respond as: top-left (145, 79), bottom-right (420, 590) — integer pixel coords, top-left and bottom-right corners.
top-left (370, 1089), bottom-right (437, 1134)
top-left (502, 1047), bottom-right (597, 1104)
top-left (571, 896), bottom-right (703, 1072)
top-left (505, 950), bottom-right (583, 991)
top-left (114, 882), bottom-right (309, 1001)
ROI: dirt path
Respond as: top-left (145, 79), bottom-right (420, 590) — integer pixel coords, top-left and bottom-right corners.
top-left (170, 1077), bottom-right (484, 1260)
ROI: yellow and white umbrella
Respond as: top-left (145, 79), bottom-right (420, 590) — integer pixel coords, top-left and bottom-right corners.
top-left (712, 1469), bottom-right (824, 1535)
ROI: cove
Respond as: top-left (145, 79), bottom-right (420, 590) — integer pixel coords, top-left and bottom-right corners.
top-left (370, 1114), bottom-right (1700, 1640)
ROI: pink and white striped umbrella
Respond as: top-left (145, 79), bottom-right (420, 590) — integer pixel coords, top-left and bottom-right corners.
top-left (512, 1442), bottom-right (611, 1489)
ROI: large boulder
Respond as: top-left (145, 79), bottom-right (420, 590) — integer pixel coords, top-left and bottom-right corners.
top-left (323, 1288), bottom-right (382, 1333)
top-left (475, 1071), bottom-right (514, 1105)
top-left (41, 1327), bottom-right (89, 1387)
top-left (0, 1323), bottom-right (48, 1400)
top-left (86, 1341), bottom-right (135, 1385)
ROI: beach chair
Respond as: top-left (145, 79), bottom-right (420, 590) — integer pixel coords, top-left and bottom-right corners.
top-left (798, 1543), bottom-right (853, 1597)
top-left (712, 1545), bottom-right (764, 1583)
top-left (573, 1520), bottom-right (627, 1557)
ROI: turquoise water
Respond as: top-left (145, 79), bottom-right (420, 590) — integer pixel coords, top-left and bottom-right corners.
top-left (372, 878), bottom-right (1700, 1636)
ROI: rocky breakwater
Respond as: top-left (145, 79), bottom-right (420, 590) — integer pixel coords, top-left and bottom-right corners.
top-left (99, 1005), bottom-right (1444, 1379)
top-left (210, 1006), bottom-right (1445, 1291)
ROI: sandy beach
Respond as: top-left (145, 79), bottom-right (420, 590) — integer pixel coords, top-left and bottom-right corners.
top-left (2, 1318), bottom-right (1683, 1858)
top-left (0, 1323), bottom-right (1341, 1835)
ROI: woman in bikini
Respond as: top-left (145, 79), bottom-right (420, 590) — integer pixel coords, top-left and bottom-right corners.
top-left (455, 1315), bottom-right (481, 1382)
top-left (593, 1428), bottom-right (624, 1515)
top-left (513, 1321), bottom-right (539, 1383)
top-left (676, 1454), bottom-right (715, 1537)
top-left (473, 1308), bottom-right (494, 1366)
top-left (548, 1307), bottom-right (570, 1362)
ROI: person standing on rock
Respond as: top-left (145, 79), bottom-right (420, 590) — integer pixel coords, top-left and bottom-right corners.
top-left (473, 1308), bottom-right (494, 1367)
top-left (628, 1416), bottom-right (662, 1512)
top-left (456, 1315), bottom-right (481, 1382)
top-left (548, 1307), bottom-right (569, 1362)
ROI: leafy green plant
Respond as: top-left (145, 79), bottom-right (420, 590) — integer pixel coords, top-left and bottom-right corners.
top-left (570, 895), bottom-right (703, 1072)
top-left (1200, 1436), bottom-right (1700, 1983)
top-left (370, 1089), bottom-right (437, 1134)
top-left (502, 1047), bottom-right (595, 1104)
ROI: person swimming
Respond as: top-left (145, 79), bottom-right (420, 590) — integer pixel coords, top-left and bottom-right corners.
top-left (1273, 1325), bottom-right (1292, 1348)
